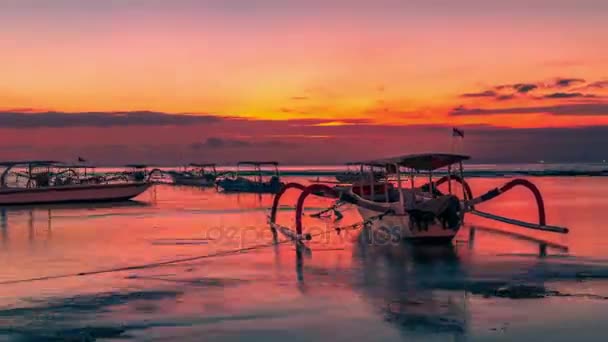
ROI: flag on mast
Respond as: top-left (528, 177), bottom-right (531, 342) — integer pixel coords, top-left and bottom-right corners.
top-left (452, 127), bottom-right (464, 138)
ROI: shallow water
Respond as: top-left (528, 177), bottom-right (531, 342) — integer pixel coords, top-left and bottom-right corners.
top-left (1, 177), bottom-right (608, 341)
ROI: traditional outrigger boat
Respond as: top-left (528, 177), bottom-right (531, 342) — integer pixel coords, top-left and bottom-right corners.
top-left (216, 161), bottom-right (284, 193)
top-left (169, 163), bottom-right (218, 187)
top-left (0, 161), bottom-right (151, 205)
top-left (270, 153), bottom-right (568, 244)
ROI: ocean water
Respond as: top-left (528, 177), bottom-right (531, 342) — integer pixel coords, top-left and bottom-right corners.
top-left (1, 177), bottom-right (608, 341)
top-left (61, 162), bottom-right (608, 179)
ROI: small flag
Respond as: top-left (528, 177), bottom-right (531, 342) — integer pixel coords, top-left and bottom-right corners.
top-left (452, 127), bottom-right (464, 138)
top-left (78, 157), bottom-right (87, 162)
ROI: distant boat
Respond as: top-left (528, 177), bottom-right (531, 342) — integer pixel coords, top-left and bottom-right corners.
top-left (335, 162), bottom-right (386, 184)
top-left (216, 161), bottom-right (283, 193)
top-left (169, 163), bottom-right (218, 187)
top-left (0, 161), bottom-right (151, 205)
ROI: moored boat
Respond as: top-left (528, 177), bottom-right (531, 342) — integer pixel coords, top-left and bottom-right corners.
top-left (216, 161), bottom-right (283, 193)
top-left (0, 161), bottom-right (151, 205)
top-left (170, 163), bottom-right (218, 186)
top-left (344, 154), bottom-right (467, 243)
top-left (335, 162), bottom-right (386, 184)
top-left (270, 153), bottom-right (568, 245)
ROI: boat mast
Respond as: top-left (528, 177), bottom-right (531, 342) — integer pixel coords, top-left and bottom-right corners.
top-left (459, 161), bottom-right (467, 201)
top-left (447, 164), bottom-right (452, 194)
top-left (428, 168), bottom-right (434, 198)
top-left (396, 163), bottom-right (405, 215)
top-left (369, 164), bottom-right (375, 199)
top-left (257, 164), bottom-right (262, 184)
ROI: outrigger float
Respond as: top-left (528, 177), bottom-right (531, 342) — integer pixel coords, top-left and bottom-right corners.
top-left (269, 153), bottom-right (568, 245)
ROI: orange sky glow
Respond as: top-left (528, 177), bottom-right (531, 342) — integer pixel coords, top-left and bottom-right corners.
top-left (1, 1), bottom-right (607, 163)
top-left (2, 0), bottom-right (607, 128)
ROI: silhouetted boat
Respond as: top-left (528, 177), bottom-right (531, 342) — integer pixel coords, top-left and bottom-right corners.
top-left (216, 161), bottom-right (283, 193)
top-left (335, 162), bottom-right (386, 183)
top-left (169, 163), bottom-right (218, 186)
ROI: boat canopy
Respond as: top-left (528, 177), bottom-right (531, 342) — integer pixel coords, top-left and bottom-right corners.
top-left (364, 153), bottom-right (470, 171)
top-left (125, 164), bottom-right (148, 169)
top-left (57, 164), bottom-right (96, 169)
top-left (0, 160), bottom-right (60, 167)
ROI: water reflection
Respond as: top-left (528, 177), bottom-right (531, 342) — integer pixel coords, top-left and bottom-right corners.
top-left (0, 200), bottom-right (150, 246)
top-left (353, 230), bottom-right (468, 339)
top-left (1, 180), bottom-right (607, 341)
top-left (281, 221), bottom-right (574, 340)
top-left (1, 208), bottom-right (7, 247)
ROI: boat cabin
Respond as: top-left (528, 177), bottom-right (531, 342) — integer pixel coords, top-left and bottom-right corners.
top-left (0, 161), bottom-right (102, 188)
top-left (187, 163), bottom-right (217, 178)
top-left (216, 161), bottom-right (283, 193)
top-left (1, 161), bottom-right (62, 188)
top-left (124, 164), bottom-right (150, 182)
top-left (335, 162), bottom-right (387, 184)
top-left (235, 161), bottom-right (281, 183)
top-left (352, 153), bottom-right (470, 210)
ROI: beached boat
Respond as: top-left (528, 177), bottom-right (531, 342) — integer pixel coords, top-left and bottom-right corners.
top-left (335, 162), bottom-right (386, 183)
top-left (270, 153), bottom-right (568, 245)
top-left (216, 161), bottom-right (284, 193)
top-left (0, 161), bottom-right (151, 205)
top-left (169, 163), bottom-right (218, 187)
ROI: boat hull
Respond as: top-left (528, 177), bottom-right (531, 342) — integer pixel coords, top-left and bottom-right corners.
top-left (0, 182), bottom-right (151, 205)
top-left (357, 206), bottom-right (461, 244)
top-left (172, 176), bottom-right (215, 187)
top-left (217, 178), bottom-right (283, 194)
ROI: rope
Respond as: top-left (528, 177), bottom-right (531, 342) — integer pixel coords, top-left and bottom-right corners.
top-left (0, 210), bottom-right (392, 286)
top-left (309, 201), bottom-right (346, 218)
top-left (0, 237), bottom-right (296, 286)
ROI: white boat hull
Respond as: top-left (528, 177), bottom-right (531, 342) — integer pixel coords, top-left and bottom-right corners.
top-left (357, 207), bottom-right (460, 243)
top-left (0, 182), bottom-right (151, 205)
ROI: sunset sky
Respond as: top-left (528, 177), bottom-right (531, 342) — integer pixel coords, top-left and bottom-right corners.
top-left (1, 0), bottom-right (607, 164)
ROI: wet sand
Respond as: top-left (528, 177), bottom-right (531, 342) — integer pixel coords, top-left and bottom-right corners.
top-left (1, 177), bottom-right (608, 341)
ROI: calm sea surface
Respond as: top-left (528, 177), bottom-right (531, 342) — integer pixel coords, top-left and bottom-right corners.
top-left (1, 176), bottom-right (608, 341)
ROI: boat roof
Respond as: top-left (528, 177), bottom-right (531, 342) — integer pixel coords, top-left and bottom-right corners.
top-left (188, 163), bottom-right (216, 167)
top-left (365, 153), bottom-right (470, 171)
top-left (0, 160), bottom-right (61, 167)
top-left (237, 161), bottom-right (279, 166)
top-left (345, 162), bottom-right (388, 168)
top-left (59, 164), bottom-right (96, 168)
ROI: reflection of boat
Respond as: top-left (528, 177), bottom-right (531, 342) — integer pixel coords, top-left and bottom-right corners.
top-left (169, 163), bottom-right (217, 187)
top-left (335, 162), bottom-right (386, 184)
top-left (217, 161), bottom-right (284, 193)
top-left (354, 240), bottom-right (468, 337)
top-left (0, 161), bottom-right (151, 205)
top-left (0, 199), bottom-right (149, 211)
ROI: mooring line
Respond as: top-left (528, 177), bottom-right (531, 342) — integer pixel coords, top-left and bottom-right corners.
top-left (0, 207), bottom-right (388, 286)
top-left (0, 238), bottom-right (296, 286)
